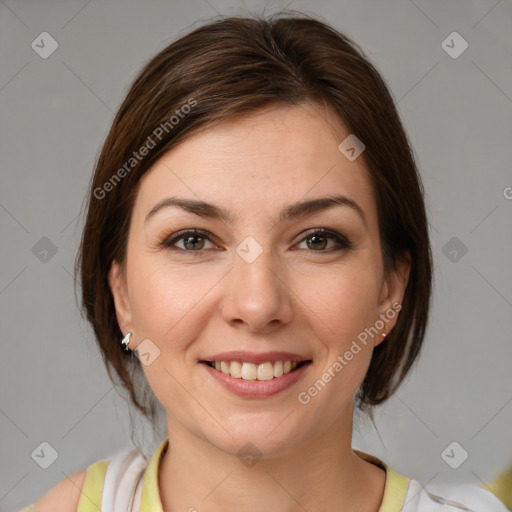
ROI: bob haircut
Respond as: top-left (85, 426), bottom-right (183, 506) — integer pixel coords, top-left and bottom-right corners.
top-left (75, 11), bottom-right (433, 430)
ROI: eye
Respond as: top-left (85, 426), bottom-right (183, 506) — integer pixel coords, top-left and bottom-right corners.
top-left (160, 228), bottom-right (352, 255)
top-left (161, 229), bottom-right (217, 253)
top-left (295, 229), bottom-right (352, 252)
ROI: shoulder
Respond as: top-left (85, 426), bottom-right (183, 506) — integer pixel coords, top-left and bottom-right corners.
top-left (404, 479), bottom-right (509, 512)
top-left (20, 446), bottom-right (148, 512)
top-left (29, 468), bottom-right (87, 512)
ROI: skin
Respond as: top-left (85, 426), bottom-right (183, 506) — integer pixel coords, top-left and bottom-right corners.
top-left (109, 102), bottom-right (411, 512)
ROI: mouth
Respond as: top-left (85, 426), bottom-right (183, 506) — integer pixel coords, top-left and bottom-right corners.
top-left (199, 359), bottom-right (313, 381)
top-left (199, 357), bottom-right (313, 398)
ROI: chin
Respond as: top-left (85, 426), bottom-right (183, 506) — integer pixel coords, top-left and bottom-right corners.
top-left (202, 415), bottom-right (305, 460)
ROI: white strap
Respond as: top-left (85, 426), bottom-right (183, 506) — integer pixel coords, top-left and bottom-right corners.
top-left (101, 447), bottom-right (147, 512)
top-left (131, 471), bottom-right (144, 511)
top-left (403, 479), bottom-right (509, 511)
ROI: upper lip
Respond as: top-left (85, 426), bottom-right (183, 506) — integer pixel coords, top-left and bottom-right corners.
top-left (200, 351), bottom-right (312, 364)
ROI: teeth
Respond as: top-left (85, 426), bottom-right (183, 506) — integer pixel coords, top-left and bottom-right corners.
top-left (273, 360), bottom-right (283, 378)
top-left (208, 360), bottom-right (305, 380)
top-left (229, 361), bottom-right (242, 378)
top-left (256, 362), bottom-right (274, 381)
top-left (241, 362), bottom-right (257, 380)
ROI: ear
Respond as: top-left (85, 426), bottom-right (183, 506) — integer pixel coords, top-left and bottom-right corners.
top-left (108, 260), bottom-right (134, 336)
top-left (375, 252), bottom-right (411, 346)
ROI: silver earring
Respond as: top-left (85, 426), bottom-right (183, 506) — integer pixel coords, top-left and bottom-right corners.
top-left (121, 332), bottom-right (132, 351)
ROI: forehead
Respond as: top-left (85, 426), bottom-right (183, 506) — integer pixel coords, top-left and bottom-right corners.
top-left (133, 103), bottom-right (377, 225)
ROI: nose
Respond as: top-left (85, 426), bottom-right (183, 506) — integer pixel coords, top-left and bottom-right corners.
top-left (221, 246), bottom-right (294, 334)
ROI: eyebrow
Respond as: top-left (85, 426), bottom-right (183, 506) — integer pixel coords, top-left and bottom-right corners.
top-left (145, 195), bottom-right (367, 227)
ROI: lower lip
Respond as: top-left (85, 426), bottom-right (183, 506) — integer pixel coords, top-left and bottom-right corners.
top-left (200, 362), bottom-right (311, 398)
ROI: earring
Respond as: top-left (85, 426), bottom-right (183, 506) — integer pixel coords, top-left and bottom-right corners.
top-left (382, 327), bottom-right (393, 339)
top-left (121, 332), bottom-right (132, 351)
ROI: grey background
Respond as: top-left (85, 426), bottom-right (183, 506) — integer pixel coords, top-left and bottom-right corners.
top-left (1, 0), bottom-right (511, 510)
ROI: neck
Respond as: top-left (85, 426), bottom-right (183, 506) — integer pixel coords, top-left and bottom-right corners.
top-left (158, 410), bottom-right (386, 512)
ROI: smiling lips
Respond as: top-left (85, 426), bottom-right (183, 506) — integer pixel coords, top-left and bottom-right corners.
top-left (200, 350), bottom-right (312, 382)
top-left (204, 360), bottom-right (306, 380)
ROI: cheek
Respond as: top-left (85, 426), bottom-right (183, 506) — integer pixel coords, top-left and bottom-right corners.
top-left (127, 255), bottom-right (209, 346)
top-left (304, 263), bottom-right (382, 345)
top-left (126, 257), bottom-right (212, 406)
top-left (292, 269), bottom-right (382, 430)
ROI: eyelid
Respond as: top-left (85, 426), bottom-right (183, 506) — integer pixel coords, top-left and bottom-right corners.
top-left (160, 228), bottom-right (220, 250)
top-left (294, 228), bottom-right (353, 250)
top-left (160, 227), bottom-right (352, 253)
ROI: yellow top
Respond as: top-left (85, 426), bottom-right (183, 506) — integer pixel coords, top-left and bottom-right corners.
top-left (18, 440), bottom-right (508, 511)
top-left (17, 440), bottom-right (410, 511)
top-left (486, 463), bottom-right (512, 510)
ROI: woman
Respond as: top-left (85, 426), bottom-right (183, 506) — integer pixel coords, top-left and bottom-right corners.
top-left (19, 12), bottom-right (507, 512)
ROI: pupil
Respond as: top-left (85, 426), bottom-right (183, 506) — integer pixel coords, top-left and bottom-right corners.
top-left (184, 236), bottom-right (203, 250)
top-left (309, 235), bottom-right (326, 250)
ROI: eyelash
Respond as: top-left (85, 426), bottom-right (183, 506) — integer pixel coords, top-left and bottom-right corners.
top-left (159, 228), bottom-right (352, 255)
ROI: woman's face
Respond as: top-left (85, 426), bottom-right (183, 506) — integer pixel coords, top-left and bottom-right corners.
top-left (109, 102), bottom-right (409, 457)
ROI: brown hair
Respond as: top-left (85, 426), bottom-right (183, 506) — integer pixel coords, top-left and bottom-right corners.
top-left (75, 11), bottom-right (433, 431)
